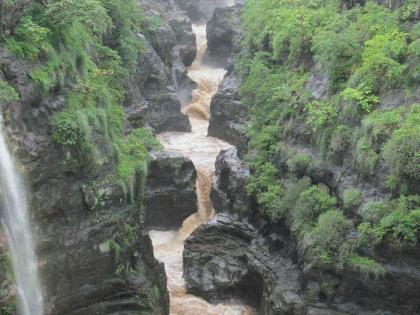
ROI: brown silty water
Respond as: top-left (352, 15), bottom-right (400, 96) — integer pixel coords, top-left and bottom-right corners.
top-left (149, 24), bottom-right (254, 315)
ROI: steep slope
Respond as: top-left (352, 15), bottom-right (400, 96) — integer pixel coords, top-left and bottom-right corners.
top-left (185, 0), bottom-right (420, 314)
top-left (0, 0), bottom-right (197, 314)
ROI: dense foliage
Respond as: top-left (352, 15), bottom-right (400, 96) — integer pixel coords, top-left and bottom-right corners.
top-left (1, 0), bottom-right (161, 197)
top-left (240, 0), bottom-right (419, 277)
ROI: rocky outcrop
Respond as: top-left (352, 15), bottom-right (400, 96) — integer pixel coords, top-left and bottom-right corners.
top-left (211, 148), bottom-right (251, 215)
top-left (184, 148), bottom-right (420, 315)
top-left (207, 2), bottom-right (248, 156)
top-left (174, 0), bottom-right (236, 22)
top-left (206, 4), bottom-right (242, 66)
top-left (0, 0), bottom-right (200, 313)
top-left (144, 151), bottom-right (197, 230)
top-left (208, 69), bottom-right (248, 156)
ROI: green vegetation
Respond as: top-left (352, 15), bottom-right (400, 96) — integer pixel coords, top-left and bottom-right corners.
top-left (0, 81), bottom-right (19, 103)
top-left (1, 0), bottom-right (161, 198)
top-left (241, 0), bottom-right (419, 277)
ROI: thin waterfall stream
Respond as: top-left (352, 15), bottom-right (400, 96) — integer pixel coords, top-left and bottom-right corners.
top-left (149, 23), bottom-right (254, 315)
top-left (0, 114), bottom-right (44, 315)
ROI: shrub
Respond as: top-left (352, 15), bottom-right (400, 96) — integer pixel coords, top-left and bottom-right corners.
top-left (0, 81), bottom-right (19, 103)
top-left (343, 188), bottom-right (362, 212)
top-left (362, 107), bottom-right (404, 145)
top-left (349, 255), bottom-right (386, 280)
top-left (292, 185), bottom-right (337, 236)
top-left (5, 16), bottom-right (51, 61)
top-left (329, 125), bottom-right (352, 157)
top-left (304, 100), bottom-right (338, 129)
top-left (341, 85), bottom-right (379, 114)
top-left (303, 209), bottom-right (353, 265)
top-left (287, 153), bottom-right (312, 177)
top-left (354, 30), bottom-right (408, 90)
top-left (382, 105), bottom-right (420, 182)
top-left (354, 137), bottom-right (379, 177)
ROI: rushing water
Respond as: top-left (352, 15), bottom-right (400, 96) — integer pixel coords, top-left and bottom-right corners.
top-left (0, 115), bottom-right (44, 315)
top-left (149, 23), bottom-right (254, 315)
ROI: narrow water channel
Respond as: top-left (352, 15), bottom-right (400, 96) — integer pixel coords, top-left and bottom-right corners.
top-left (149, 24), bottom-right (254, 315)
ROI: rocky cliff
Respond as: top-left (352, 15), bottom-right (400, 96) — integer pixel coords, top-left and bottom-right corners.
top-left (185, 1), bottom-right (420, 314)
top-left (0, 0), bottom-right (198, 314)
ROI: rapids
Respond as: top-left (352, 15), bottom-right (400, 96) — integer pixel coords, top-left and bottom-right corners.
top-left (150, 23), bottom-right (254, 315)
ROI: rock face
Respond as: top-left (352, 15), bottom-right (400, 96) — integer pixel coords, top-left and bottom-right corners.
top-left (208, 69), bottom-right (248, 156)
top-left (134, 0), bottom-right (198, 132)
top-left (0, 0), bottom-right (198, 314)
top-left (206, 5), bottom-right (242, 66)
top-left (211, 148), bottom-right (251, 215)
top-left (174, 0), bottom-right (236, 22)
top-left (184, 149), bottom-right (305, 313)
top-left (207, 4), bottom-right (248, 156)
top-left (184, 149), bottom-right (420, 315)
top-left (144, 151), bottom-right (197, 230)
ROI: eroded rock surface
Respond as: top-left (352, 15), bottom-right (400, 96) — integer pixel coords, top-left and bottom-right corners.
top-left (0, 0), bottom-right (198, 313)
top-left (184, 149), bottom-right (420, 315)
top-left (145, 151), bottom-right (197, 230)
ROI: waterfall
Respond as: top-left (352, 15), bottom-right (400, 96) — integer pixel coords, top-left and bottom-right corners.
top-left (0, 114), bottom-right (44, 315)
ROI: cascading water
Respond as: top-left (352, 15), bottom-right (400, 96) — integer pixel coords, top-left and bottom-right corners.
top-left (0, 114), bottom-right (44, 315)
top-left (150, 22), bottom-right (254, 315)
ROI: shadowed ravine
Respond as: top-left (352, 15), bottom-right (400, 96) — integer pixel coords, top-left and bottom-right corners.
top-left (149, 23), bottom-right (254, 315)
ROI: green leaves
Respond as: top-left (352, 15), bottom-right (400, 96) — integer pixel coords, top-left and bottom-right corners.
top-left (0, 81), bottom-right (19, 103)
top-left (5, 16), bottom-right (51, 61)
top-left (46, 0), bottom-right (111, 36)
top-left (305, 100), bottom-right (338, 129)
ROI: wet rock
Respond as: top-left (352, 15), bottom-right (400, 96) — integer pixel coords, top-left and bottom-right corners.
top-left (183, 213), bottom-right (305, 313)
top-left (137, 35), bottom-right (191, 132)
top-left (206, 5), bottom-right (242, 66)
top-left (0, 0), bottom-right (202, 313)
top-left (175, 0), bottom-right (235, 22)
top-left (211, 148), bottom-right (251, 216)
top-left (144, 151), bottom-right (197, 230)
top-left (208, 69), bottom-right (248, 156)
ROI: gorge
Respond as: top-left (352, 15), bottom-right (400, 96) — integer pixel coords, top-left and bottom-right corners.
top-left (0, 0), bottom-right (419, 315)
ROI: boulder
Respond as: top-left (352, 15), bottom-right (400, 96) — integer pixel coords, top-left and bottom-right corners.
top-left (144, 151), bottom-right (197, 230)
top-left (183, 213), bottom-right (305, 313)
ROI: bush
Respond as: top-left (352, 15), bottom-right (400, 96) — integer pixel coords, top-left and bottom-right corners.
top-left (287, 153), bottom-right (312, 177)
top-left (354, 137), bottom-right (379, 177)
top-left (304, 100), bottom-right (338, 129)
top-left (362, 107), bottom-right (404, 146)
top-left (349, 255), bottom-right (386, 280)
top-left (5, 16), bottom-right (51, 61)
top-left (0, 81), bottom-right (19, 103)
top-left (303, 209), bottom-right (353, 265)
top-left (343, 188), bottom-right (362, 212)
top-left (329, 125), bottom-right (352, 157)
top-left (383, 105), bottom-right (420, 182)
top-left (358, 196), bottom-right (420, 251)
top-left (292, 185), bottom-right (337, 236)
top-left (341, 85), bottom-right (379, 114)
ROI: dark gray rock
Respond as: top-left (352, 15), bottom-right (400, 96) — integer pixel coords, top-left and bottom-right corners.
top-left (144, 151), bottom-right (197, 230)
top-left (183, 213), bottom-right (305, 314)
top-left (211, 148), bottom-right (251, 216)
top-left (208, 69), bottom-right (249, 156)
top-left (175, 0), bottom-right (235, 22)
top-left (206, 5), bottom-right (242, 66)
